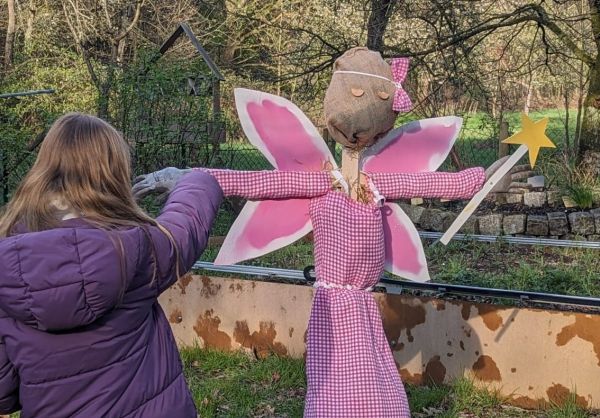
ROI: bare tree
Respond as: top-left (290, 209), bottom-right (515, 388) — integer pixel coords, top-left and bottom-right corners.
top-left (379, 1), bottom-right (599, 159)
top-left (366, 0), bottom-right (397, 52)
top-left (4, 0), bottom-right (16, 69)
top-left (62, 0), bottom-right (145, 117)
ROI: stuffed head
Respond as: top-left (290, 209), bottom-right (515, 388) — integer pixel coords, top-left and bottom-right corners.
top-left (324, 47), bottom-right (411, 150)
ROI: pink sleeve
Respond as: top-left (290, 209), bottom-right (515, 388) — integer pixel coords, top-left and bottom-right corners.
top-left (194, 169), bottom-right (333, 199)
top-left (369, 167), bottom-right (485, 200)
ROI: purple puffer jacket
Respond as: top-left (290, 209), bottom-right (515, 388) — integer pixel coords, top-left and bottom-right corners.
top-left (0, 171), bottom-right (222, 418)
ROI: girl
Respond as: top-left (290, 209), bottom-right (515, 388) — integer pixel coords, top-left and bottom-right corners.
top-left (0, 113), bottom-right (222, 417)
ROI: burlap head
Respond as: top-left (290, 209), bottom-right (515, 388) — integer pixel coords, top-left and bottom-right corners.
top-left (324, 47), bottom-right (397, 149)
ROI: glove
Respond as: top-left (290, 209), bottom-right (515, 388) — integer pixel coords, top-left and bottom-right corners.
top-left (485, 156), bottom-right (535, 194)
top-left (132, 167), bottom-right (192, 201)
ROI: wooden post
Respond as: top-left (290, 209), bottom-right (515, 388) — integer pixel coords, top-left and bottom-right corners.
top-left (341, 148), bottom-right (361, 200)
top-left (322, 127), bottom-right (337, 157)
top-left (498, 120), bottom-right (510, 157)
top-left (212, 79), bottom-right (223, 143)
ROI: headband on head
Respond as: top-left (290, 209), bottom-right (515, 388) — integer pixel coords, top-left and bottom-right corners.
top-left (333, 57), bottom-right (412, 113)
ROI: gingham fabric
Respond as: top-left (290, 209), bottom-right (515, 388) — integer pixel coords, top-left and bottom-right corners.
top-left (369, 167), bottom-right (485, 200)
top-left (390, 58), bottom-right (412, 112)
top-left (202, 169), bottom-right (332, 199)
top-left (305, 191), bottom-right (409, 417)
top-left (202, 167), bottom-right (484, 417)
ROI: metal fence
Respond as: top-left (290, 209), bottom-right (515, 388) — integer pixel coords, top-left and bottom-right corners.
top-left (0, 91), bottom-right (571, 206)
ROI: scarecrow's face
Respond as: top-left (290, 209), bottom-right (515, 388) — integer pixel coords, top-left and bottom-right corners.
top-left (324, 47), bottom-right (398, 150)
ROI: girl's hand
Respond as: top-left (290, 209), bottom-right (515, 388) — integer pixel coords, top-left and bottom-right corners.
top-left (132, 167), bottom-right (192, 201)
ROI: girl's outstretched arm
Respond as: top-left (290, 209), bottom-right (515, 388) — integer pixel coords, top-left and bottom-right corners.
top-left (367, 167), bottom-right (485, 200)
top-left (152, 170), bottom-right (223, 293)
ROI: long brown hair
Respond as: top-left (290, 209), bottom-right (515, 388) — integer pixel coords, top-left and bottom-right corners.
top-left (0, 113), bottom-right (181, 281)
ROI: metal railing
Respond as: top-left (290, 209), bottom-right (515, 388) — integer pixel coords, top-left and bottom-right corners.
top-left (193, 261), bottom-right (600, 310)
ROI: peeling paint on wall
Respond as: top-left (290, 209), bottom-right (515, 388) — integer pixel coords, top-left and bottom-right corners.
top-left (379, 297), bottom-right (426, 349)
top-left (200, 276), bottom-right (221, 298)
top-left (556, 315), bottom-right (600, 366)
top-left (159, 275), bottom-right (600, 408)
top-left (546, 383), bottom-right (589, 408)
top-left (177, 274), bottom-right (193, 294)
top-left (233, 320), bottom-right (288, 358)
top-left (423, 355), bottom-right (446, 385)
top-left (474, 305), bottom-right (504, 331)
top-left (472, 355), bottom-right (501, 381)
top-left (193, 309), bottom-right (231, 350)
top-left (169, 308), bottom-right (183, 324)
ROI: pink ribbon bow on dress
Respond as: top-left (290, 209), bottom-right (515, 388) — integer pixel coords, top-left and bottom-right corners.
top-left (391, 57), bottom-right (412, 112)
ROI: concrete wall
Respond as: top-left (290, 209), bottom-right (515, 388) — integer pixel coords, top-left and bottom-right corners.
top-left (160, 274), bottom-right (600, 409)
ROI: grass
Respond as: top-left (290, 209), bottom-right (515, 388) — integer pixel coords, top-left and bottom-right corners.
top-left (199, 237), bottom-right (600, 299)
top-left (6, 349), bottom-right (594, 417)
top-left (425, 240), bottom-right (600, 298)
top-left (181, 347), bottom-right (305, 417)
top-left (180, 348), bottom-right (598, 417)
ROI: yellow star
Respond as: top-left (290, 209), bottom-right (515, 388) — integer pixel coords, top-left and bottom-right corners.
top-left (501, 114), bottom-right (555, 167)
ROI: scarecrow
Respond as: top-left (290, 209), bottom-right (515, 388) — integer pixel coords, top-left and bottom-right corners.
top-left (135, 47), bottom-right (511, 417)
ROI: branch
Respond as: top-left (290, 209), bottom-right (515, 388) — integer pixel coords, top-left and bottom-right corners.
top-left (61, 1), bottom-right (101, 89)
top-left (391, 3), bottom-right (595, 66)
top-left (535, 4), bottom-right (595, 65)
top-left (114, 0), bottom-right (145, 43)
top-left (101, 0), bottom-right (113, 33)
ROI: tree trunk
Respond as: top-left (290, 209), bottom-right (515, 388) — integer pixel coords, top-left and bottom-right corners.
top-left (579, 61), bottom-right (600, 155)
top-left (97, 56), bottom-right (115, 119)
top-left (579, 0), bottom-right (600, 156)
top-left (4, 0), bottom-right (16, 69)
top-left (24, 0), bottom-right (37, 51)
top-left (366, 0), bottom-right (396, 52)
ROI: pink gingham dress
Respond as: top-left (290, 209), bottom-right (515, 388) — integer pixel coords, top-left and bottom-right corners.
top-left (204, 167), bottom-right (485, 417)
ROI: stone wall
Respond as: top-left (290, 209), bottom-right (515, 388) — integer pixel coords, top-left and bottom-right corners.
top-left (399, 201), bottom-right (600, 240)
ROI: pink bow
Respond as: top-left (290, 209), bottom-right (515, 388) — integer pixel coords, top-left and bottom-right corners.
top-left (391, 58), bottom-right (412, 112)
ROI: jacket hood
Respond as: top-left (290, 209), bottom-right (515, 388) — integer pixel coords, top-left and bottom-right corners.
top-left (0, 221), bottom-right (135, 331)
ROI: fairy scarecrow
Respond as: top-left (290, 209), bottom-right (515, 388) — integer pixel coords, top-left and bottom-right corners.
top-left (134, 47), bottom-right (509, 417)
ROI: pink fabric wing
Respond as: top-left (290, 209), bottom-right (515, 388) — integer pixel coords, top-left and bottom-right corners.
top-left (214, 199), bottom-right (311, 265)
top-left (216, 89), bottom-right (334, 265)
top-left (234, 88), bottom-right (337, 170)
top-left (361, 116), bottom-right (462, 173)
top-left (381, 203), bottom-right (430, 282)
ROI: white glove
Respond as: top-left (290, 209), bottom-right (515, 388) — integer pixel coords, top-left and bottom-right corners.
top-left (485, 156), bottom-right (534, 193)
top-left (132, 167), bottom-right (192, 201)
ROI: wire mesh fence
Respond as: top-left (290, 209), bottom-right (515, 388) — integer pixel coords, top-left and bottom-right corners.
top-left (0, 110), bottom-right (571, 206)
top-left (0, 72), bottom-right (575, 212)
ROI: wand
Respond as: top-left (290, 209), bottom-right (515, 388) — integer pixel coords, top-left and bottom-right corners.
top-left (439, 114), bottom-right (555, 245)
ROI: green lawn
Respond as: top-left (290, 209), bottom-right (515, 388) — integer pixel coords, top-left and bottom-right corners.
top-left (182, 348), bottom-right (597, 417)
top-left (199, 236), bottom-right (600, 299)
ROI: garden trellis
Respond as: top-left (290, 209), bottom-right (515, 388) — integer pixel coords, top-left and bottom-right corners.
top-left (115, 22), bottom-right (226, 176)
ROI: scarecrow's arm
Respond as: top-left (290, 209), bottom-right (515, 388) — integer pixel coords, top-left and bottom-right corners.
top-left (196, 169), bottom-right (333, 200)
top-left (368, 167), bottom-right (485, 200)
top-left (197, 169), bottom-right (335, 265)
